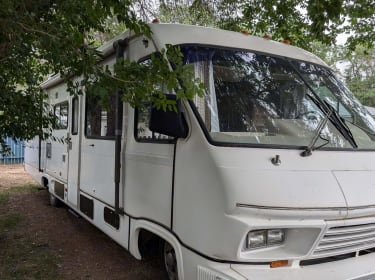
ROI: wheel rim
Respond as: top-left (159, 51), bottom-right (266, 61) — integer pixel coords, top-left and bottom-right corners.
top-left (164, 242), bottom-right (178, 280)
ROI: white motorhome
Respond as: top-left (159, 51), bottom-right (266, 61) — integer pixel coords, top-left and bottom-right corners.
top-left (25, 24), bottom-right (375, 280)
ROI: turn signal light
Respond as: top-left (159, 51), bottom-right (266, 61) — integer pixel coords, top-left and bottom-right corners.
top-left (270, 260), bottom-right (288, 268)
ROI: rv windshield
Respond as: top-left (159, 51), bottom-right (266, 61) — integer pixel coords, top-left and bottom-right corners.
top-left (183, 46), bottom-right (375, 149)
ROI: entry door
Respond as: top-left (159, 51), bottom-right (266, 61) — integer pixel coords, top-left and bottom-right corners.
top-left (67, 96), bottom-right (81, 206)
top-left (45, 98), bottom-right (69, 183)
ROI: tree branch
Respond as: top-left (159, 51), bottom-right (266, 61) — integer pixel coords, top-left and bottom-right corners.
top-left (95, 66), bottom-right (141, 85)
top-left (16, 22), bottom-right (59, 39)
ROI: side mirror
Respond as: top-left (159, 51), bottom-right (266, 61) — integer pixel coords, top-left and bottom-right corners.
top-left (149, 94), bottom-right (188, 138)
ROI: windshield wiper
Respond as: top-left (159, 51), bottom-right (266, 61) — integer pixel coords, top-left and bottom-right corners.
top-left (300, 110), bottom-right (332, 157)
top-left (324, 101), bottom-right (357, 149)
top-left (286, 59), bottom-right (358, 155)
top-left (301, 101), bottom-right (358, 157)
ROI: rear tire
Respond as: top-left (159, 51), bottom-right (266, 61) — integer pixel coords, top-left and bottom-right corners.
top-left (163, 241), bottom-right (178, 280)
top-left (49, 193), bottom-right (60, 207)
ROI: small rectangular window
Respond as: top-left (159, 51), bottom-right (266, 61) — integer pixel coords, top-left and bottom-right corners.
top-left (72, 97), bottom-right (79, 135)
top-left (54, 102), bottom-right (68, 129)
top-left (85, 93), bottom-right (115, 139)
top-left (46, 143), bottom-right (52, 158)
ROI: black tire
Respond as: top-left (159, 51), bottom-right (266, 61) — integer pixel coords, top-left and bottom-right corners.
top-left (49, 192), bottom-right (61, 207)
top-left (163, 241), bottom-right (178, 280)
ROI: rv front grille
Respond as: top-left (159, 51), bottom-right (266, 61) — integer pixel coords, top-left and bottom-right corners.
top-left (313, 223), bottom-right (375, 257)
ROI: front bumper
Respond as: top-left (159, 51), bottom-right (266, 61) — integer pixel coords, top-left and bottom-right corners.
top-left (230, 252), bottom-right (375, 280)
top-left (184, 215), bottom-right (375, 279)
top-left (192, 253), bottom-right (375, 280)
top-left (187, 244), bottom-right (375, 280)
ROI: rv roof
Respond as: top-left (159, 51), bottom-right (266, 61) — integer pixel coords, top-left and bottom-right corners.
top-left (41, 23), bottom-right (326, 89)
top-left (148, 24), bottom-right (326, 67)
top-left (98, 23), bottom-right (326, 66)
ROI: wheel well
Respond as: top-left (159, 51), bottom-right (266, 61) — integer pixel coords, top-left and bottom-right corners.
top-left (138, 229), bottom-right (164, 259)
top-left (133, 223), bottom-right (183, 279)
top-left (41, 176), bottom-right (49, 188)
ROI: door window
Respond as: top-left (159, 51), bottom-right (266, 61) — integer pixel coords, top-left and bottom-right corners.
top-left (54, 102), bottom-right (69, 129)
top-left (85, 93), bottom-right (116, 139)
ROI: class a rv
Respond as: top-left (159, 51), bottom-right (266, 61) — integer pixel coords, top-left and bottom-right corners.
top-left (25, 23), bottom-right (375, 280)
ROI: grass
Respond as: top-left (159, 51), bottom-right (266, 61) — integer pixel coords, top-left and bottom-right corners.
top-left (0, 184), bottom-right (39, 205)
top-left (0, 237), bottom-right (58, 279)
top-left (0, 183), bottom-right (59, 279)
top-left (0, 213), bottom-right (21, 234)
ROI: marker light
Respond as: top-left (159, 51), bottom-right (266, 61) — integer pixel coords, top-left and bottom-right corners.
top-left (270, 260), bottom-right (289, 268)
top-left (263, 34), bottom-right (271, 40)
top-left (246, 229), bottom-right (285, 249)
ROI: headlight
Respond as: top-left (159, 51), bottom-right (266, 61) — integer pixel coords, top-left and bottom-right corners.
top-left (246, 229), bottom-right (285, 249)
top-left (267, 229), bottom-right (285, 245)
top-left (247, 230), bottom-right (267, 248)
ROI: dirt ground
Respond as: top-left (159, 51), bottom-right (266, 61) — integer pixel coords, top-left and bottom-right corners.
top-left (0, 164), bottom-right (36, 190)
top-left (0, 164), bottom-right (165, 279)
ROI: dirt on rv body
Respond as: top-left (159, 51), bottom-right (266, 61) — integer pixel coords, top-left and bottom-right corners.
top-left (0, 164), bottom-right (165, 279)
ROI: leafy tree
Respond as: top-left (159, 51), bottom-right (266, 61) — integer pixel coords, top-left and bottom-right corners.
top-left (159, 0), bottom-right (217, 26)
top-left (343, 46), bottom-right (375, 106)
top-left (222, 0), bottom-right (374, 51)
top-left (0, 0), bottom-right (202, 153)
top-left (0, 0), bottom-right (135, 151)
top-left (155, 0), bottom-right (374, 51)
top-left (308, 42), bottom-right (375, 107)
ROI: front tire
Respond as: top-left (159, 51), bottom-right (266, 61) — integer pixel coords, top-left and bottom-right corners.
top-left (164, 241), bottom-right (178, 280)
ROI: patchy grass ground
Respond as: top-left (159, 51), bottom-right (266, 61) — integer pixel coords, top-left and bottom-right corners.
top-left (0, 182), bottom-right (57, 279)
top-left (0, 165), bottom-right (165, 279)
